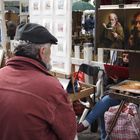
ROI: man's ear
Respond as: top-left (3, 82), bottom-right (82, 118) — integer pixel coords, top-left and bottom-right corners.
top-left (39, 47), bottom-right (46, 59)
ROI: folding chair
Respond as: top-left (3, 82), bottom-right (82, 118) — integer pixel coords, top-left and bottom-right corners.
top-left (76, 63), bottom-right (104, 124)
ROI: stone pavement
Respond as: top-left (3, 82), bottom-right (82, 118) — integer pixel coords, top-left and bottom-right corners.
top-left (78, 127), bottom-right (100, 140)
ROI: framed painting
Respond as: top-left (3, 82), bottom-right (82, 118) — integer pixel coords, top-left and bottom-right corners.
top-left (56, 37), bottom-right (66, 57)
top-left (42, 0), bottom-right (53, 15)
top-left (30, 0), bottom-right (40, 15)
top-left (42, 18), bottom-right (53, 33)
top-left (97, 9), bottom-right (125, 49)
top-left (55, 0), bottom-right (66, 15)
top-left (125, 9), bottom-right (140, 51)
top-left (20, 0), bottom-right (29, 14)
top-left (55, 20), bottom-right (66, 37)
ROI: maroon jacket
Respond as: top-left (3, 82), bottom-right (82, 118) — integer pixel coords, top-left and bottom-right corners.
top-left (0, 56), bottom-right (76, 140)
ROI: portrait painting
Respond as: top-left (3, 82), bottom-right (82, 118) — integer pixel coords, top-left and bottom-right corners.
top-left (97, 9), bottom-right (125, 49)
top-left (125, 9), bottom-right (140, 50)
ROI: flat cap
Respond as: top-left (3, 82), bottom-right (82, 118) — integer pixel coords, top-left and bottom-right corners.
top-left (15, 23), bottom-right (57, 44)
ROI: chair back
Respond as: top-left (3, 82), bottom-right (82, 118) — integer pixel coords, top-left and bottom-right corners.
top-left (78, 63), bottom-right (100, 85)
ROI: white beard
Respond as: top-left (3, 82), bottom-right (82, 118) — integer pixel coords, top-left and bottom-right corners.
top-left (45, 63), bottom-right (52, 71)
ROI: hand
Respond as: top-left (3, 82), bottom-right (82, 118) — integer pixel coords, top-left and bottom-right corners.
top-left (128, 35), bottom-right (134, 47)
top-left (112, 32), bottom-right (118, 38)
top-left (110, 75), bottom-right (118, 83)
top-left (102, 23), bottom-right (107, 28)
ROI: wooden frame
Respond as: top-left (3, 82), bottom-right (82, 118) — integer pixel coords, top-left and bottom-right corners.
top-left (68, 82), bottom-right (95, 102)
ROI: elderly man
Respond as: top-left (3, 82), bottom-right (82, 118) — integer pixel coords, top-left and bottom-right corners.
top-left (101, 12), bottom-right (124, 49)
top-left (0, 23), bottom-right (77, 140)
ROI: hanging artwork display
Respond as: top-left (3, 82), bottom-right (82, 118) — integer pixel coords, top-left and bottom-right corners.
top-left (29, 0), bottom-right (71, 75)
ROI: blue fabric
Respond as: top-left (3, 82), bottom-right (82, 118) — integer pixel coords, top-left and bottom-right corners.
top-left (85, 95), bottom-right (121, 140)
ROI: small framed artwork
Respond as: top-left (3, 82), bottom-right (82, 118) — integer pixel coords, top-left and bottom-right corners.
top-left (55, 0), bottom-right (66, 15)
top-left (30, 0), bottom-right (40, 15)
top-left (56, 37), bottom-right (66, 57)
top-left (42, 18), bottom-right (53, 33)
top-left (42, 0), bottom-right (54, 15)
top-left (20, 0), bottom-right (29, 14)
top-left (55, 20), bottom-right (66, 37)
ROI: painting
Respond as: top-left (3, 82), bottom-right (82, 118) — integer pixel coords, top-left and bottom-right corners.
top-left (125, 9), bottom-right (140, 51)
top-left (97, 9), bottom-right (125, 49)
top-left (20, 0), bottom-right (29, 14)
top-left (30, 0), bottom-right (40, 15)
top-left (55, 20), bottom-right (66, 37)
top-left (42, 18), bottom-right (53, 33)
top-left (97, 8), bottom-right (140, 51)
top-left (56, 37), bottom-right (66, 56)
top-left (42, 0), bottom-right (53, 15)
top-left (55, 0), bottom-right (66, 15)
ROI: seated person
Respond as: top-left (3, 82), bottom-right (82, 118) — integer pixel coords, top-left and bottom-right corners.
top-left (77, 52), bottom-right (129, 140)
top-left (6, 20), bottom-right (17, 40)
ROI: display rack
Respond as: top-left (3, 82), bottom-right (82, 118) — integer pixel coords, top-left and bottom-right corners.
top-left (29, 0), bottom-right (72, 76)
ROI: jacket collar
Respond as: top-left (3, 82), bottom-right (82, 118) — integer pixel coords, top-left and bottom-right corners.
top-left (6, 56), bottom-right (53, 76)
